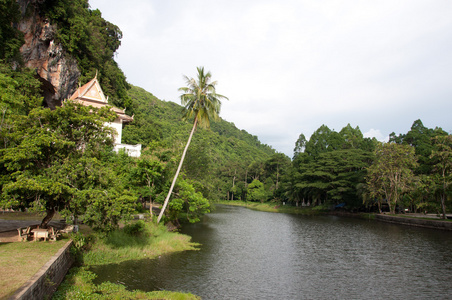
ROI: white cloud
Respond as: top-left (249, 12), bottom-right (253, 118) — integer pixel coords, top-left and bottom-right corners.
top-left (89, 0), bottom-right (452, 156)
top-left (363, 129), bottom-right (389, 142)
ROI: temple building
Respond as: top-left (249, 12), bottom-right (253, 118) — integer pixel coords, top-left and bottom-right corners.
top-left (69, 76), bottom-right (141, 157)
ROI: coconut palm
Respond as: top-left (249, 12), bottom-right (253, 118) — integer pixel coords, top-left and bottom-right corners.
top-left (157, 67), bottom-right (228, 223)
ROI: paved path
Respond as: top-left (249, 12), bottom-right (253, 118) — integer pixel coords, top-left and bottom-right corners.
top-left (0, 219), bottom-right (63, 233)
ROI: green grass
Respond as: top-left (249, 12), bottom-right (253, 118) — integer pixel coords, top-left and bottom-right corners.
top-left (83, 222), bottom-right (199, 266)
top-left (0, 239), bottom-right (69, 299)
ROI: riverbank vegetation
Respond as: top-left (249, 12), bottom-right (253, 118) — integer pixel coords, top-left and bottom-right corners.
top-left (53, 220), bottom-right (200, 299)
top-left (83, 221), bottom-right (199, 266)
top-left (54, 268), bottom-right (200, 300)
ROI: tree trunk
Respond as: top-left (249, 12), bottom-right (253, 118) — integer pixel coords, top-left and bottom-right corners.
top-left (440, 194), bottom-right (447, 220)
top-left (40, 207), bottom-right (56, 228)
top-left (231, 169), bottom-right (236, 201)
top-left (441, 174), bottom-right (447, 219)
top-left (149, 196), bottom-right (153, 219)
top-left (149, 181), bottom-right (154, 219)
top-left (157, 118), bottom-right (197, 224)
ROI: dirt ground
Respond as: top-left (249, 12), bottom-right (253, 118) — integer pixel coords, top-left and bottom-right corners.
top-left (0, 230), bottom-right (21, 243)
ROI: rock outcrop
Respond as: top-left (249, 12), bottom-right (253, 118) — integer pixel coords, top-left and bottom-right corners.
top-left (17, 0), bottom-right (80, 109)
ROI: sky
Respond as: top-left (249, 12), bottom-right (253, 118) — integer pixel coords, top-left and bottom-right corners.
top-left (89, 0), bottom-right (452, 157)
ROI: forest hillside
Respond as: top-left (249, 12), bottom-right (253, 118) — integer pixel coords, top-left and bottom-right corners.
top-left (122, 85), bottom-right (278, 201)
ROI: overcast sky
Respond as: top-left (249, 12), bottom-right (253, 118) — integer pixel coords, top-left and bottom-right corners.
top-left (89, 0), bottom-right (452, 157)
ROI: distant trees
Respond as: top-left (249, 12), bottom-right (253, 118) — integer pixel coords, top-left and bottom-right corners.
top-left (388, 120), bottom-right (450, 215)
top-left (247, 179), bottom-right (267, 202)
top-left (285, 124), bottom-right (377, 209)
top-left (285, 120), bottom-right (451, 216)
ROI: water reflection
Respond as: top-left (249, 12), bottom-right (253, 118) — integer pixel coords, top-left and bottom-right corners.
top-left (92, 205), bottom-right (452, 299)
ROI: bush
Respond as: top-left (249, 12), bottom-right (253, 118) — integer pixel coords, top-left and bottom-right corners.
top-left (123, 220), bottom-right (146, 236)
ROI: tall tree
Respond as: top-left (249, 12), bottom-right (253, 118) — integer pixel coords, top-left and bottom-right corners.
top-left (157, 67), bottom-right (228, 223)
top-left (389, 119), bottom-right (448, 174)
top-left (0, 100), bottom-right (126, 228)
top-left (339, 123), bottom-right (363, 149)
top-left (430, 135), bottom-right (452, 219)
top-left (366, 143), bottom-right (418, 214)
top-left (130, 157), bottom-right (164, 218)
top-left (305, 125), bottom-right (343, 158)
top-left (293, 133), bottom-right (307, 159)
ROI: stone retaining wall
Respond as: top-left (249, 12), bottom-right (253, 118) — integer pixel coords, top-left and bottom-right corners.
top-left (375, 214), bottom-right (452, 231)
top-left (9, 240), bottom-right (74, 300)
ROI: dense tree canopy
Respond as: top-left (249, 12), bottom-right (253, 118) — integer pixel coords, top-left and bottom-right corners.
top-left (0, 80), bottom-right (137, 230)
top-left (285, 124), bottom-right (378, 209)
top-left (390, 119), bottom-right (448, 174)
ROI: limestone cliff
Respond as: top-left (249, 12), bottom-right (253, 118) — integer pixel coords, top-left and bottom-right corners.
top-left (17, 0), bottom-right (80, 109)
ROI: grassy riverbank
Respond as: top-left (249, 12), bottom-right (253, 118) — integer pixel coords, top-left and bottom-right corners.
top-left (83, 221), bottom-right (199, 266)
top-left (54, 266), bottom-right (200, 300)
top-left (53, 221), bottom-right (201, 300)
top-left (216, 200), bottom-right (328, 215)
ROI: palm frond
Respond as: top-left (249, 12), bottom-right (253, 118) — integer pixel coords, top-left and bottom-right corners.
top-left (178, 66), bottom-right (228, 129)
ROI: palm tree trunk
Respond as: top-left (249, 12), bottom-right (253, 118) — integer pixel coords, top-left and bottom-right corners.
top-left (157, 117), bottom-right (198, 224)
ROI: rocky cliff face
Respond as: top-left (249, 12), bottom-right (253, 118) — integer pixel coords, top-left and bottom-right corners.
top-left (17, 0), bottom-right (80, 109)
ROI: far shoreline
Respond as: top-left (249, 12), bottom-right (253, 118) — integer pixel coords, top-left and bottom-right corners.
top-left (214, 200), bottom-right (452, 231)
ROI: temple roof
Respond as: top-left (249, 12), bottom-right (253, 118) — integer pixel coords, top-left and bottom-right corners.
top-left (70, 76), bottom-right (133, 122)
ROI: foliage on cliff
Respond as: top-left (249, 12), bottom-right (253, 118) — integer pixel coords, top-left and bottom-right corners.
top-left (0, 0), bottom-right (24, 63)
top-left (38, 0), bottom-right (132, 111)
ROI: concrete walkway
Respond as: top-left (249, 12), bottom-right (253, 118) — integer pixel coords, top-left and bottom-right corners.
top-left (392, 213), bottom-right (452, 219)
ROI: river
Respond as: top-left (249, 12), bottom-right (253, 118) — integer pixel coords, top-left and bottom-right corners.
top-left (92, 205), bottom-right (452, 299)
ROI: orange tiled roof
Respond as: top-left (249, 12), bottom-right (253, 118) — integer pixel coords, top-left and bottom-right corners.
top-left (70, 77), bottom-right (133, 122)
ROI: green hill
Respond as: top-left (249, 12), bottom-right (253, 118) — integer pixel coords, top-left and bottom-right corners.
top-left (122, 85), bottom-right (277, 200)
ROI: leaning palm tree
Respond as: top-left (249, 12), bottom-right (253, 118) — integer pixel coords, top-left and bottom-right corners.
top-left (157, 67), bottom-right (228, 224)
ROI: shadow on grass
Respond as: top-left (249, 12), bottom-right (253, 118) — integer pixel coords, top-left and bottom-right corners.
top-left (103, 230), bottom-right (151, 249)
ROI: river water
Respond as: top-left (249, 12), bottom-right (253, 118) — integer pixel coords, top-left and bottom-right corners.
top-left (92, 205), bottom-right (452, 299)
